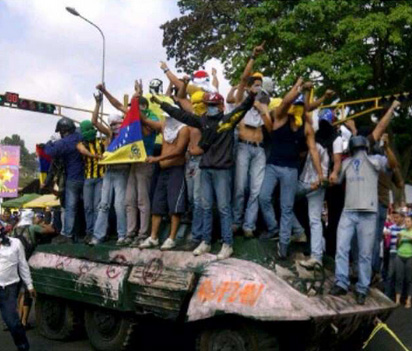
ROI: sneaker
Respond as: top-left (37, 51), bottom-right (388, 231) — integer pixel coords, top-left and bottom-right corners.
top-left (276, 242), bottom-right (288, 260)
top-left (139, 237), bottom-right (159, 249)
top-left (160, 238), bottom-right (176, 251)
top-left (193, 241), bottom-right (212, 256)
top-left (83, 234), bottom-right (93, 244)
top-left (124, 235), bottom-right (135, 245)
top-left (299, 258), bottom-right (323, 270)
top-left (260, 231), bottom-right (279, 241)
top-left (355, 292), bottom-right (366, 305)
top-left (330, 285), bottom-right (347, 296)
top-left (88, 238), bottom-right (101, 246)
top-left (292, 232), bottom-right (307, 243)
top-left (130, 235), bottom-right (146, 247)
top-left (116, 237), bottom-right (127, 246)
top-left (52, 235), bottom-right (73, 245)
top-left (217, 244), bottom-right (233, 260)
top-left (243, 229), bottom-right (254, 238)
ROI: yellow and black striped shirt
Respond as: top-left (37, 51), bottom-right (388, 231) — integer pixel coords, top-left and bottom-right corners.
top-left (83, 139), bottom-right (106, 179)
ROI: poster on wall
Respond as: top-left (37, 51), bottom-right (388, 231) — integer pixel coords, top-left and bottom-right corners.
top-left (0, 145), bottom-right (20, 198)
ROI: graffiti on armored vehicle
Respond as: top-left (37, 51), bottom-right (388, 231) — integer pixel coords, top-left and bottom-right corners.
top-left (142, 258), bottom-right (164, 285)
top-left (196, 278), bottom-right (265, 307)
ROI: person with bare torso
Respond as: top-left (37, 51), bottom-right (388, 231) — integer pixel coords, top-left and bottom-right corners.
top-left (232, 42), bottom-right (272, 238)
top-left (138, 99), bottom-right (190, 251)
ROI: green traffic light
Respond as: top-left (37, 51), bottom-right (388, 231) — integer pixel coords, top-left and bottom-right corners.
top-left (0, 95), bottom-right (4, 105)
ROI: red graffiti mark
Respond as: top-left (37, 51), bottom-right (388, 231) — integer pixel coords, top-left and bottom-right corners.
top-left (106, 266), bottom-right (121, 279)
top-left (55, 257), bottom-right (72, 270)
top-left (112, 254), bottom-right (127, 264)
top-left (142, 258), bottom-right (163, 285)
top-left (196, 279), bottom-right (265, 307)
top-left (79, 263), bottom-right (95, 275)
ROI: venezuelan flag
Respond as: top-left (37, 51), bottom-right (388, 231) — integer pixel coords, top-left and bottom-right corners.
top-left (99, 96), bottom-right (147, 165)
top-left (36, 145), bottom-right (51, 184)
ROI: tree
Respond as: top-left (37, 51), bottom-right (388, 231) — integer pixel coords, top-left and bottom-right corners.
top-left (162, 0), bottom-right (412, 191)
top-left (1, 134), bottom-right (37, 188)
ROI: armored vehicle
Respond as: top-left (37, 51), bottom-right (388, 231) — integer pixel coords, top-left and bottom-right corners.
top-left (29, 229), bottom-right (395, 351)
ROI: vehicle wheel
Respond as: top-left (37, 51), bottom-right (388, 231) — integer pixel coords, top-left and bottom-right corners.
top-left (196, 323), bottom-right (279, 351)
top-left (84, 308), bottom-right (138, 351)
top-left (35, 294), bottom-right (82, 340)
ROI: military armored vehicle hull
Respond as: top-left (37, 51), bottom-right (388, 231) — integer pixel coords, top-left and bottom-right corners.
top-left (29, 237), bottom-right (395, 351)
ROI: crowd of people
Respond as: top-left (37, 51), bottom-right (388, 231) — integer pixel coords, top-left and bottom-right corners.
top-left (2, 40), bottom-right (412, 351)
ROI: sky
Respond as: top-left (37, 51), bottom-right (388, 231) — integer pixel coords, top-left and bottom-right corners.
top-left (0, 0), bottom-right (230, 152)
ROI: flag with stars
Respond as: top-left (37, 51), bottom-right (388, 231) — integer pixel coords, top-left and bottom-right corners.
top-left (99, 97), bottom-right (147, 165)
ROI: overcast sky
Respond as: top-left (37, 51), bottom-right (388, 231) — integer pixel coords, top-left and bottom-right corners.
top-left (0, 0), bottom-right (230, 152)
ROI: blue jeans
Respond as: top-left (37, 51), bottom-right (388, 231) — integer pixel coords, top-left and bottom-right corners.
top-left (233, 143), bottom-right (266, 231)
top-left (259, 164), bottom-right (298, 248)
top-left (372, 203), bottom-right (388, 274)
top-left (292, 182), bottom-right (325, 261)
top-left (83, 178), bottom-right (103, 235)
top-left (335, 211), bottom-right (377, 294)
top-left (93, 166), bottom-right (128, 240)
top-left (185, 156), bottom-right (203, 242)
top-left (0, 283), bottom-right (29, 351)
top-left (64, 179), bottom-right (84, 239)
top-left (201, 168), bottom-right (233, 245)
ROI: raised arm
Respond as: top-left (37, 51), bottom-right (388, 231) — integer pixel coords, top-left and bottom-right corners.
top-left (211, 67), bottom-right (219, 91)
top-left (372, 100), bottom-right (400, 142)
top-left (235, 42), bottom-right (265, 105)
top-left (305, 87), bottom-right (335, 112)
top-left (92, 93), bottom-right (111, 136)
top-left (153, 95), bottom-right (202, 129)
top-left (382, 134), bottom-right (399, 170)
top-left (147, 127), bottom-right (190, 163)
top-left (165, 81), bottom-right (173, 97)
top-left (226, 85), bottom-right (238, 104)
top-left (273, 77), bottom-right (304, 121)
top-left (97, 84), bottom-right (128, 114)
top-left (175, 76), bottom-right (194, 113)
top-left (160, 61), bottom-right (184, 91)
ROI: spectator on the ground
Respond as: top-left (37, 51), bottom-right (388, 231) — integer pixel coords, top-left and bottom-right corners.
top-left (395, 215), bottom-right (412, 308)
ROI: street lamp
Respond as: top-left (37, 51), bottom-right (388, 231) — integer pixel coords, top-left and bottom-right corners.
top-left (66, 7), bottom-right (106, 117)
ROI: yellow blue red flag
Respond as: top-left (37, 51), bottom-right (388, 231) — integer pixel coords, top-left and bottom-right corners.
top-left (99, 97), bottom-right (147, 165)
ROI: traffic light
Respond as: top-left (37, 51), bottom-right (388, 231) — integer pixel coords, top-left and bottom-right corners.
top-left (0, 92), bottom-right (57, 115)
top-left (0, 95), bottom-right (4, 106)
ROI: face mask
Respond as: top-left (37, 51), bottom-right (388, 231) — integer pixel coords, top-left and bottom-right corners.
top-left (207, 106), bottom-right (220, 116)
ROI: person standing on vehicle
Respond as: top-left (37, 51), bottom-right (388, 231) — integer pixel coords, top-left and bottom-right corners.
top-left (330, 136), bottom-right (389, 305)
top-left (0, 224), bottom-right (35, 351)
top-left (43, 118), bottom-right (84, 244)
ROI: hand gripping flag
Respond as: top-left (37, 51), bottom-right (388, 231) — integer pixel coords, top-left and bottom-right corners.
top-left (36, 145), bottom-right (51, 185)
top-left (99, 97), bottom-right (147, 165)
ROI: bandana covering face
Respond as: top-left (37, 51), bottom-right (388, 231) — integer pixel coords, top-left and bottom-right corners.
top-left (164, 115), bottom-right (186, 143)
top-left (80, 120), bottom-right (97, 141)
top-left (17, 209), bottom-right (34, 227)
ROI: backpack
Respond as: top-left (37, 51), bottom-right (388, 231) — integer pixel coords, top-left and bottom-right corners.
top-left (12, 225), bottom-right (36, 259)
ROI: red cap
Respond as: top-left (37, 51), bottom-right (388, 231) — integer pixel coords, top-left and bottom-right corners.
top-left (193, 70), bottom-right (209, 79)
top-left (203, 92), bottom-right (224, 105)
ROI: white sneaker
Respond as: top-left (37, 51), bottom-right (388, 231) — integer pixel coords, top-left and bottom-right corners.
top-left (139, 237), bottom-right (159, 249)
top-left (217, 244), bottom-right (233, 260)
top-left (160, 238), bottom-right (176, 251)
top-left (88, 238), bottom-right (100, 246)
top-left (116, 237), bottom-right (126, 246)
top-left (299, 258), bottom-right (323, 270)
top-left (193, 241), bottom-right (211, 256)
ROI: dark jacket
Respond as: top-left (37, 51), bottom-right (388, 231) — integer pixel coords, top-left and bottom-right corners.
top-left (44, 132), bottom-right (84, 181)
top-left (160, 94), bottom-right (255, 169)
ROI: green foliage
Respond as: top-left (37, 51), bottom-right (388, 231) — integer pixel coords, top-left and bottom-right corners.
top-left (162, 0), bottom-right (412, 181)
top-left (1, 134), bottom-right (37, 187)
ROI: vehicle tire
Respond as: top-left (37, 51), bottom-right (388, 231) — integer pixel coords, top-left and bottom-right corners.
top-left (84, 308), bottom-right (138, 351)
top-left (35, 294), bottom-right (81, 340)
top-left (196, 323), bottom-right (280, 351)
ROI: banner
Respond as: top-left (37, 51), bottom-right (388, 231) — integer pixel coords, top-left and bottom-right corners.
top-left (36, 145), bottom-right (51, 185)
top-left (99, 96), bottom-right (146, 165)
top-left (0, 145), bottom-right (20, 198)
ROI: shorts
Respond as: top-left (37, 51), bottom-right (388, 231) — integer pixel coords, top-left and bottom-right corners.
top-left (152, 165), bottom-right (187, 215)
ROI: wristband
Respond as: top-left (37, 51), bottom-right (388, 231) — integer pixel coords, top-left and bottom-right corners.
top-left (163, 68), bottom-right (170, 74)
